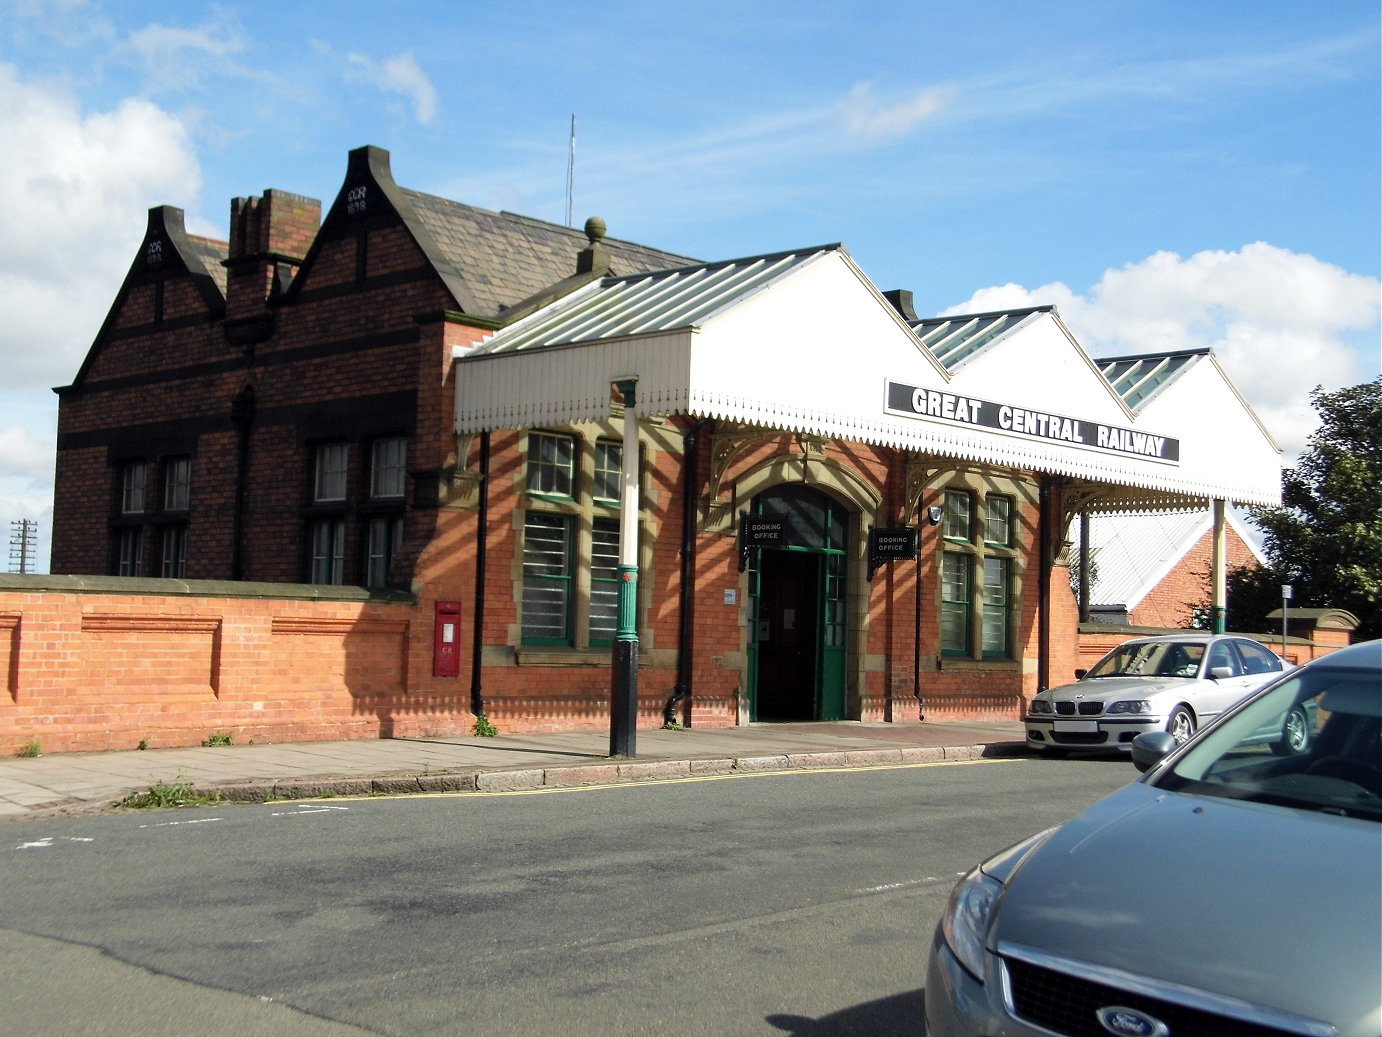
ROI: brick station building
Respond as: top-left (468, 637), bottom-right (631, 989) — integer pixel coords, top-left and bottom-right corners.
top-left (29, 144), bottom-right (1284, 750)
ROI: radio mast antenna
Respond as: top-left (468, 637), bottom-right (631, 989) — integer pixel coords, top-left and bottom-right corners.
top-left (565, 113), bottom-right (576, 227)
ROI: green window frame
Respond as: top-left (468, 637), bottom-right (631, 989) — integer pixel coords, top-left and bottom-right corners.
top-left (522, 511), bottom-right (573, 645)
top-left (982, 556), bottom-right (1011, 657)
top-left (941, 552), bottom-right (972, 656)
top-left (528, 432), bottom-right (575, 498)
top-left (588, 517), bottom-right (621, 646)
top-left (984, 495), bottom-right (1012, 547)
top-left (943, 490), bottom-right (971, 542)
top-left (593, 440), bottom-right (622, 504)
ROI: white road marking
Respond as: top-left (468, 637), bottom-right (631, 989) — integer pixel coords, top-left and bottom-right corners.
top-left (270, 805), bottom-right (351, 816)
top-left (14, 836), bottom-right (95, 849)
top-left (138, 817), bottom-right (225, 829)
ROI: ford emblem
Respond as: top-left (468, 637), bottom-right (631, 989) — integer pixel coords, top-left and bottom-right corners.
top-left (1096, 1006), bottom-right (1169, 1037)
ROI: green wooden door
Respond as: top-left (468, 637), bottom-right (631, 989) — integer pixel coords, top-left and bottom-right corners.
top-left (747, 486), bottom-right (848, 722)
top-left (818, 551), bottom-right (846, 721)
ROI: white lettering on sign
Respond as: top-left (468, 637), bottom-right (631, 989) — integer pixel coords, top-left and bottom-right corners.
top-left (911, 388), bottom-right (985, 425)
top-left (347, 185), bottom-right (369, 216)
top-left (1096, 426), bottom-right (1166, 458)
top-left (998, 406), bottom-right (1085, 444)
top-left (888, 380), bottom-right (1178, 463)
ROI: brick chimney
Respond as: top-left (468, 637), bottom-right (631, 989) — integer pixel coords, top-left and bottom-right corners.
top-left (883, 289), bottom-right (918, 322)
top-left (224, 189), bottom-right (321, 342)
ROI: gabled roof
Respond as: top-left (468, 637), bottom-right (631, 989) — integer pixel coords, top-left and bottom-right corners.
top-left (62, 206), bottom-right (227, 390)
top-left (463, 245), bottom-right (838, 355)
top-left (1076, 509), bottom-right (1266, 610)
top-left (295, 146), bottom-right (696, 322)
top-left (455, 245), bottom-right (1284, 508)
top-left (1097, 348), bottom-right (1206, 410)
top-left (400, 191), bottom-right (698, 320)
top-left (186, 234), bottom-right (229, 298)
top-left (911, 306), bottom-right (1052, 371)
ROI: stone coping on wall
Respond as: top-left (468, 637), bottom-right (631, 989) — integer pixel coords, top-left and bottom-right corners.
top-left (0, 573), bottom-right (416, 604)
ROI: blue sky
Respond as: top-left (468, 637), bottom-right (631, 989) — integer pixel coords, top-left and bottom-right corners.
top-left (1, 0), bottom-right (1379, 570)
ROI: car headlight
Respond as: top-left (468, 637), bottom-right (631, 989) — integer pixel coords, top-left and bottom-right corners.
top-left (940, 864), bottom-right (1002, 981)
top-left (1108, 700), bottom-right (1153, 714)
top-left (1029, 699), bottom-right (1052, 714)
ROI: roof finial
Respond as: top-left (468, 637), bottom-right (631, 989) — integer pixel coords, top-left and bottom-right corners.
top-left (584, 216), bottom-right (606, 244)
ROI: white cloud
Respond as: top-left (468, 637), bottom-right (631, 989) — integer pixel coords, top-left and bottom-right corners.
top-left (0, 63), bottom-right (203, 571)
top-left (944, 244), bottom-right (1381, 463)
top-left (840, 82), bottom-right (955, 141)
top-left (0, 62), bottom-right (203, 389)
top-left (345, 51), bottom-right (439, 125)
top-left (0, 422), bottom-right (53, 481)
top-left (0, 400), bottom-right (56, 573)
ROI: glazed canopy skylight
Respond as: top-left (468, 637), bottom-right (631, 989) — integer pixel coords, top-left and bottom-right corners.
top-left (468, 247), bottom-right (829, 355)
top-left (1099, 351), bottom-right (1205, 410)
top-left (911, 307), bottom-right (1050, 371)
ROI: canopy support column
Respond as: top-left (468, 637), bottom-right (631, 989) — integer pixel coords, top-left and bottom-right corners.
top-left (1211, 499), bottom-right (1227, 634)
top-left (610, 379), bottom-right (640, 758)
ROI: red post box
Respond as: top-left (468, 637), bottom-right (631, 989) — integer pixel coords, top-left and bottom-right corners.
top-left (433, 600), bottom-right (462, 677)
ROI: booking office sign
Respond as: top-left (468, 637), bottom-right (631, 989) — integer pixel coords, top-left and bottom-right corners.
top-left (884, 381), bottom-right (1180, 464)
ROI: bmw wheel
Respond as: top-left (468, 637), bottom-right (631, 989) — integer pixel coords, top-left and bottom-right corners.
top-left (1271, 705), bottom-right (1311, 757)
top-left (1167, 706), bottom-right (1196, 745)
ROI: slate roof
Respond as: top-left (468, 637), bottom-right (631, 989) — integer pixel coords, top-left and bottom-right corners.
top-left (186, 234), bottom-right (229, 297)
top-left (399, 190), bottom-right (699, 320)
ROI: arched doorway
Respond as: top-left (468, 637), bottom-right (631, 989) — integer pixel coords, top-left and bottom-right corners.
top-left (747, 485), bottom-right (849, 721)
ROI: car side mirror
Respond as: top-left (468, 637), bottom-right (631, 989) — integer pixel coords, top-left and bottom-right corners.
top-left (1131, 731), bottom-right (1178, 772)
top-left (1209, 666), bottom-right (1235, 681)
top-left (1074, 668), bottom-right (1088, 680)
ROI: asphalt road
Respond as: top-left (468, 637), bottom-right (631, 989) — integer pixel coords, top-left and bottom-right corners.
top-left (0, 754), bottom-right (1136, 1036)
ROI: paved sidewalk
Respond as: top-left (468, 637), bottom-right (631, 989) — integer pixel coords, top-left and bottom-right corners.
top-left (0, 719), bottom-right (1027, 822)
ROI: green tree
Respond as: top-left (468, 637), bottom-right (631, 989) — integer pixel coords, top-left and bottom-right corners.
top-left (1186, 561), bottom-right (1288, 634)
top-left (1249, 378), bottom-right (1382, 641)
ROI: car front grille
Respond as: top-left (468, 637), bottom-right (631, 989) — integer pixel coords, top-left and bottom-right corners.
top-left (1048, 732), bottom-right (1108, 745)
top-left (1002, 953), bottom-right (1321, 1037)
top-left (1053, 701), bottom-right (1104, 716)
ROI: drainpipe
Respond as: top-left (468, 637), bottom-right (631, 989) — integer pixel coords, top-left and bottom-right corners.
top-left (1038, 479), bottom-right (1053, 693)
top-left (470, 431), bottom-right (490, 719)
top-left (1078, 510), bottom-right (1091, 624)
top-left (664, 419), bottom-right (712, 727)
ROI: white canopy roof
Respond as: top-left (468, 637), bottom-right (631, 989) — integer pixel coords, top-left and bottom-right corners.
top-left (454, 245), bottom-right (1282, 508)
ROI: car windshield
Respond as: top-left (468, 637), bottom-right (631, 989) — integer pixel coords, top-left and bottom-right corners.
top-left (1152, 660), bottom-right (1382, 821)
top-left (1087, 640), bottom-right (1204, 679)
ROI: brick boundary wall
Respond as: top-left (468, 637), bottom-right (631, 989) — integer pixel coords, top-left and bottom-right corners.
top-left (0, 577), bottom-right (416, 755)
top-left (1, 576), bottom-right (1351, 757)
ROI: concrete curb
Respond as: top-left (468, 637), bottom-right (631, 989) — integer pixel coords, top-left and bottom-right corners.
top-left (154, 740), bottom-right (1028, 807)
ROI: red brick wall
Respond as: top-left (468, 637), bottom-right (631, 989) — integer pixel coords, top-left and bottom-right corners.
top-left (0, 582), bottom-right (412, 755)
top-left (1130, 526), bottom-right (1262, 628)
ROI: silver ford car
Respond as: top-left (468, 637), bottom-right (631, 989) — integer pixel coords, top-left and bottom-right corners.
top-left (927, 639), bottom-right (1382, 1037)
